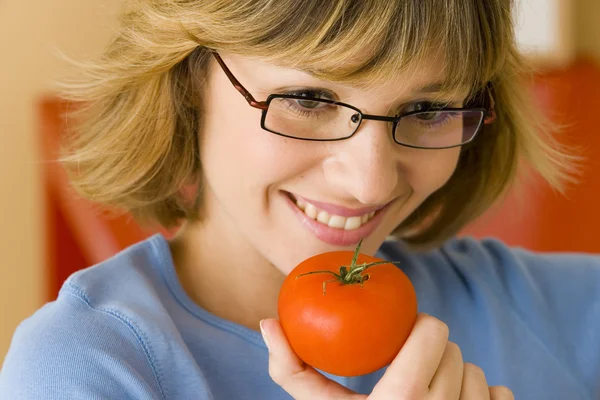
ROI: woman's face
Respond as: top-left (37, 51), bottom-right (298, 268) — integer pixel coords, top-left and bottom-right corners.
top-left (197, 53), bottom-right (463, 274)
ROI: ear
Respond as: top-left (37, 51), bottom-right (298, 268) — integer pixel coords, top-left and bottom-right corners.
top-left (178, 180), bottom-right (201, 207)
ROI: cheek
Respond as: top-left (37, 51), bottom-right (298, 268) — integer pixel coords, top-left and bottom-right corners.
top-left (199, 72), bottom-right (322, 180)
top-left (404, 148), bottom-right (461, 197)
top-left (198, 101), bottom-right (317, 198)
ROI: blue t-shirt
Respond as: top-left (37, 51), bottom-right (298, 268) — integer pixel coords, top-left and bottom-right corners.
top-left (1, 234), bottom-right (599, 399)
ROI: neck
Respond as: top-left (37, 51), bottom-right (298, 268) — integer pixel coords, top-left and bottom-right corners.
top-left (169, 220), bottom-right (285, 332)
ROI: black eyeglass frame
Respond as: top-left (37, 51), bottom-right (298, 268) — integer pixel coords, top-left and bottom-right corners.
top-left (212, 52), bottom-right (497, 150)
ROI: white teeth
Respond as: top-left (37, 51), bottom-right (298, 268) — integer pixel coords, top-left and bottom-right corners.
top-left (296, 199), bottom-right (307, 211)
top-left (345, 216), bottom-right (362, 230)
top-left (304, 203), bottom-right (318, 219)
top-left (317, 211), bottom-right (330, 224)
top-left (295, 198), bottom-right (377, 231)
top-left (328, 216), bottom-right (346, 229)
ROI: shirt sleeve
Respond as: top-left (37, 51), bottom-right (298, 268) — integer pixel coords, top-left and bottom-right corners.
top-left (0, 283), bottom-right (166, 400)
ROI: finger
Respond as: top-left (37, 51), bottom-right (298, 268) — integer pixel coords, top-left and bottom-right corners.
top-left (489, 386), bottom-right (515, 400)
top-left (260, 319), bottom-right (364, 400)
top-left (428, 341), bottom-right (464, 399)
top-left (459, 363), bottom-right (490, 400)
top-left (371, 314), bottom-right (449, 398)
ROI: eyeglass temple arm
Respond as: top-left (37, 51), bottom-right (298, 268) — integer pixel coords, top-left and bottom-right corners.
top-left (212, 52), bottom-right (269, 111)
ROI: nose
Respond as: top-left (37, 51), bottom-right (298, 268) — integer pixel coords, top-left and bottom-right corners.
top-left (322, 119), bottom-right (399, 205)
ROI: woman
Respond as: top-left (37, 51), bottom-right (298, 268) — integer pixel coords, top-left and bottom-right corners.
top-left (1, 1), bottom-right (599, 399)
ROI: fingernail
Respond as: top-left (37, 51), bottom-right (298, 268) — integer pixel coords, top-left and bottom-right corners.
top-left (259, 320), bottom-right (271, 352)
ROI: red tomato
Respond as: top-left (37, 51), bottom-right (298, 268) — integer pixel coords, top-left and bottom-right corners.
top-left (278, 240), bottom-right (418, 377)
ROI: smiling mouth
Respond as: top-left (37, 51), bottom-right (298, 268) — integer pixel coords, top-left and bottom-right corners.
top-left (287, 194), bottom-right (382, 231)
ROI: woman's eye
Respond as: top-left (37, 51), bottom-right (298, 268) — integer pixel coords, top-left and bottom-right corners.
top-left (416, 112), bottom-right (440, 121)
top-left (296, 99), bottom-right (323, 109)
top-left (407, 101), bottom-right (447, 113)
top-left (283, 89), bottom-right (336, 110)
top-left (286, 89), bottom-right (335, 100)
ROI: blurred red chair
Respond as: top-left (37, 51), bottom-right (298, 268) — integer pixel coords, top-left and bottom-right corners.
top-left (39, 59), bottom-right (600, 301)
top-left (462, 59), bottom-right (600, 252)
top-left (40, 99), bottom-right (164, 300)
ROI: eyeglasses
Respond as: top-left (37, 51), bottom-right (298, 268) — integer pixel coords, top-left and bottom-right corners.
top-left (212, 52), bottom-right (497, 150)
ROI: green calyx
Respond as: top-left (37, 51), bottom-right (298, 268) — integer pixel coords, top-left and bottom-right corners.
top-left (295, 238), bottom-right (400, 295)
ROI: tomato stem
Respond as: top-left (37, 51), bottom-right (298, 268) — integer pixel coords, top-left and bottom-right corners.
top-left (295, 238), bottom-right (401, 295)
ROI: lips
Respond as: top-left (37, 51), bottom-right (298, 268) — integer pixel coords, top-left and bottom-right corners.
top-left (283, 191), bottom-right (393, 246)
top-left (291, 194), bottom-right (379, 231)
top-left (293, 194), bottom-right (387, 218)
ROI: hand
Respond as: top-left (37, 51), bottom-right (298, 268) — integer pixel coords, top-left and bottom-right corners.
top-left (260, 313), bottom-right (514, 399)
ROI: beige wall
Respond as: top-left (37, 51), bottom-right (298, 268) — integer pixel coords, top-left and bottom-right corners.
top-left (514, 0), bottom-right (576, 67)
top-left (0, 0), bottom-right (121, 366)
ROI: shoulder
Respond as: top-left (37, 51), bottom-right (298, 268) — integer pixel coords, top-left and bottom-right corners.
top-left (439, 236), bottom-right (600, 303)
top-left (439, 237), bottom-right (600, 338)
top-left (379, 236), bottom-right (600, 344)
top-left (0, 235), bottom-right (173, 399)
top-left (65, 233), bottom-right (169, 305)
top-left (380, 235), bottom-right (600, 301)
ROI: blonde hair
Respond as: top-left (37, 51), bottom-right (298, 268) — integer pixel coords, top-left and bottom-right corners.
top-left (59, 0), bottom-right (575, 248)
